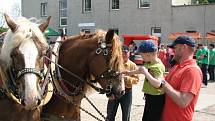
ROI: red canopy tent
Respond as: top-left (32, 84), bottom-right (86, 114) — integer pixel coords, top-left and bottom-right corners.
top-left (121, 34), bottom-right (159, 46)
top-left (205, 32), bottom-right (215, 41)
top-left (168, 32), bottom-right (201, 40)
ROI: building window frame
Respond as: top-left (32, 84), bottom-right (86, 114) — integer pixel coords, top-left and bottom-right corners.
top-left (82, 28), bottom-right (91, 33)
top-left (139, 0), bottom-right (150, 8)
top-left (60, 17), bottom-right (67, 27)
top-left (151, 27), bottom-right (161, 35)
top-left (83, 0), bottom-right (91, 13)
top-left (41, 2), bottom-right (48, 17)
top-left (111, 0), bottom-right (119, 10)
top-left (59, 0), bottom-right (67, 27)
top-left (151, 27), bottom-right (161, 45)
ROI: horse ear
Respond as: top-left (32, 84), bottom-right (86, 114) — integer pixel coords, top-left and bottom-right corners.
top-left (4, 13), bottom-right (18, 33)
top-left (39, 16), bottom-right (51, 32)
top-left (105, 29), bottom-right (115, 44)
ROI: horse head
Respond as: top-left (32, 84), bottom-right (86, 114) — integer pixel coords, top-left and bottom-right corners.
top-left (87, 29), bottom-right (125, 99)
top-left (0, 14), bottom-right (51, 109)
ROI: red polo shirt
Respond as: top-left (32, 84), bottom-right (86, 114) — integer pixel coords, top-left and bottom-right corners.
top-left (162, 59), bottom-right (202, 121)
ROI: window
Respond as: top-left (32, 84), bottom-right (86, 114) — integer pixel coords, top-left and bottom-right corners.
top-left (60, 17), bottom-right (67, 26)
top-left (112, 0), bottom-right (119, 10)
top-left (59, 0), bottom-right (67, 26)
top-left (152, 27), bottom-right (161, 34)
top-left (151, 27), bottom-right (161, 36)
top-left (151, 27), bottom-right (161, 45)
top-left (139, 0), bottom-right (150, 8)
top-left (82, 29), bottom-right (91, 33)
top-left (41, 3), bottom-right (47, 16)
top-left (83, 0), bottom-right (91, 12)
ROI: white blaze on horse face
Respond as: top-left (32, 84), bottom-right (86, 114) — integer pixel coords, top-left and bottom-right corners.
top-left (19, 39), bottom-right (39, 107)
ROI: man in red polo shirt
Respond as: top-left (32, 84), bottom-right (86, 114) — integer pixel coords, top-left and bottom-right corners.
top-left (161, 36), bottom-right (202, 121)
top-left (123, 36), bottom-right (202, 121)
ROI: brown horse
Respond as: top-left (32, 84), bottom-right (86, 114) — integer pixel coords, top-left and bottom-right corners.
top-left (0, 14), bottom-right (53, 121)
top-left (42, 29), bottom-right (125, 121)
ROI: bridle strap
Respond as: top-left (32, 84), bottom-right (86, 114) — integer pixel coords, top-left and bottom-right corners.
top-left (86, 81), bottom-right (110, 94)
top-left (16, 68), bottom-right (43, 79)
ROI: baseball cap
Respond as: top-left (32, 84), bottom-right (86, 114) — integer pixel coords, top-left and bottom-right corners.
top-left (122, 45), bottom-right (129, 52)
top-left (168, 36), bottom-right (196, 48)
top-left (138, 40), bottom-right (158, 53)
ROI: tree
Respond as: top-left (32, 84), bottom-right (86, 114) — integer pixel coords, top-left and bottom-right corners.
top-left (208, 0), bottom-right (215, 3)
top-left (198, 0), bottom-right (209, 4)
top-left (0, 27), bottom-right (8, 33)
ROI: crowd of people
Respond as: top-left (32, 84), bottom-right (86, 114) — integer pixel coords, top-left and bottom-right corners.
top-left (106, 35), bottom-right (215, 121)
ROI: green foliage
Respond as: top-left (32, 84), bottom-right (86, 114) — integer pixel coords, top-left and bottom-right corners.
top-left (198, 0), bottom-right (209, 4)
top-left (208, 0), bottom-right (215, 3)
top-left (0, 27), bottom-right (8, 33)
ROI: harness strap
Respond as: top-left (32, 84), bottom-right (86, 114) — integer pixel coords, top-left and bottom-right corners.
top-left (49, 42), bottom-right (79, 102)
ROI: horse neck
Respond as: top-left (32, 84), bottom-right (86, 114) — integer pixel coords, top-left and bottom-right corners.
top-left (59, 38), bottom-right (96, 80)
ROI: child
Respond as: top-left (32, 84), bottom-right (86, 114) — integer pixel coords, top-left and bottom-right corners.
top-left (123, 40), bottom-right (165, 121)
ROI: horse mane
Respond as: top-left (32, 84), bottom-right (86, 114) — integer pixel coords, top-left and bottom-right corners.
top-left (0, 17), bottom-right (48, 67)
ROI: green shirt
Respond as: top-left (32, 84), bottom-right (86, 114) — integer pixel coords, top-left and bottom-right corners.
top-left (196, 48), bottom-right (203, 64)
top-left (209, 48), bottom-right (215, 65)
top-left (142, 59), bottom-right (165, 95)
top-left (201, 47), bottom-right (210, 64)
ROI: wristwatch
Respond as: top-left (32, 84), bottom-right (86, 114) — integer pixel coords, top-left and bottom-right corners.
top-left (160, 80), bottom-right (166, 88)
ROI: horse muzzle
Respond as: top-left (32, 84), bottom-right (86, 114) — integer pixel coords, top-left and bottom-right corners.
top-left (21, 97), bottom-right (41, 110)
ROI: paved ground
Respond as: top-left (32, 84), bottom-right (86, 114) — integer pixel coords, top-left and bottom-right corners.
top-left (81, 77), bottom-right (215, 121)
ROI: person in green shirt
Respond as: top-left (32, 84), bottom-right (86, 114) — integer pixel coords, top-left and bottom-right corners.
top-left (200, 45), bottom-right (210, 86)
top-left (196, 44), bottom-right (204, 67)
top-left (208, 44), bottom-right (215, 81)
top-left (123, 40), bottom-right (165, 121)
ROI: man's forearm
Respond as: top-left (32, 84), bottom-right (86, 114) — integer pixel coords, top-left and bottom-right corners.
top-left (163, 82), bottom-right (194, 108)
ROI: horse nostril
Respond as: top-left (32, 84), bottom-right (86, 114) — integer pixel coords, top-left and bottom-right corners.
top-left (37, 99), bottom-right (41, 105)
top-left (21, 99), bottom-right (26, 106)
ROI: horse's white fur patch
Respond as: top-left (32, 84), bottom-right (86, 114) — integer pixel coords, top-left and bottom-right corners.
top-left (19, 39), bottom-right (40, 103)
top-left (19, 39), bottom-right (38, 68)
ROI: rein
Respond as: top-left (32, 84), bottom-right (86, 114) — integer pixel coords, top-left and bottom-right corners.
top-left (44, 55), bottom-right (107, 121)
top-left (43, 35), bottom-right (121, 121)
top-left (44, 55), bottom-right (115, 95)
top-left (43, 40), bottom-right (120, 121)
